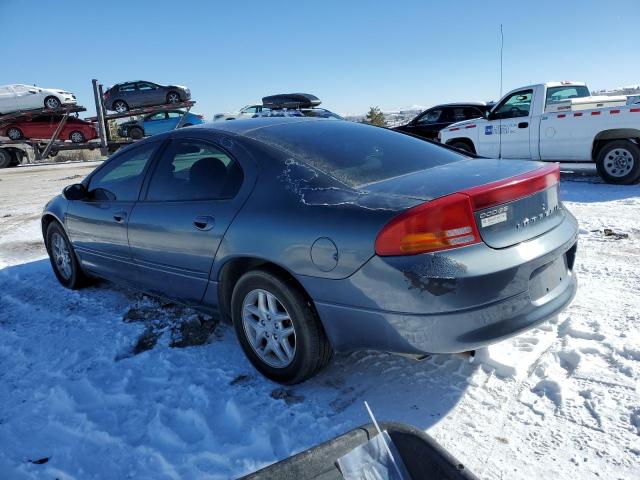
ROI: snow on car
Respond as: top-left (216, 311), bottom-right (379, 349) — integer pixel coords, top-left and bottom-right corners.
top-left (439, 81), bottom-right (640, 184)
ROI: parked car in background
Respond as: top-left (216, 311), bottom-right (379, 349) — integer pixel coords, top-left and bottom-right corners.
top-left (0, 84), bottom-right (77, 114)
top-left (0, 115), bottom-right (97, 143)
top-left (393, 103), bottom-right (492, 141)
top-left (439, 81), bottom-right (640, 184)
top-left (103, 81), bottom-right (191, 113)
top-left (118, 110), bottom-right (205, 139)
top-left (214, 93), bottom-right (342, 121)
top-left (43, 118), bottom-right (577, 384)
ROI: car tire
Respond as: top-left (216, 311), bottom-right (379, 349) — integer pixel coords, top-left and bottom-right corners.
top-left (69, 131), bottom-right (86, 144)
top-left (129, 126), bottom-right (144, 140)
top-left (231, 269), bottom-right (332, 384)
top-left (45, 221), bottom-right (89, 289)
top-left (450, 140), bottom-right (473, 154)
top-left (596, 140), bottom-right (640, 185)
top-left (113, 100), bottom-right (129, 113)
top-left (44, 96), bottom-right (62, 109)
top-left (6, 127), bottom-right (23, 141)
top-left (0, 149), bottom-right (12, 168)
top-left (166, 91), bottom-right (181, 104)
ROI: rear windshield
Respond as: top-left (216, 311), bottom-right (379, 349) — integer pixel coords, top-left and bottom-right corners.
top-left (247, 120), bottom-right (464, 187)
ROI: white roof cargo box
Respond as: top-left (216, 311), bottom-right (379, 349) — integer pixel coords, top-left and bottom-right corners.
top-left (545, 95), bottom-right (628, 113)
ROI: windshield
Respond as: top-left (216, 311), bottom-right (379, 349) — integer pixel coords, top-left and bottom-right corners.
top-left (545, 85), bottom-right (591, 106)
top-left (248, 120), bottom-right (465, 187)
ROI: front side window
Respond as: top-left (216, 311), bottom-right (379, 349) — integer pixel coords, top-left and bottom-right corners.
top-left (241, 106), bottom-right (258, 114)
top-left (416, 109), bottom-right (442, 125)
top-left (137, 82), bottom-right (157, 91)
top-left (145, 139), bottom-right (243, 201)
top-left (147, 112), bottom-right (167, 121)
top-left (492, 90), bottom-right (533, 119)
top-left (88, 142), bottom-right (158, 201)
top-left (167, 111), bottom-right (185, 118)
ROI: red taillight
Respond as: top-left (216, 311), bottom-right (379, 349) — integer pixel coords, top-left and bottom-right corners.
top-left (197, 115), bottom-right (205, 119)
top-left (464, 164), bottom-right (559, 210)
top-left (375, 193), bottom-right (481, 256)
top-left (375, 164), bottom-right (560, 256)
top-left (103, 91), bottom-right (111, 100)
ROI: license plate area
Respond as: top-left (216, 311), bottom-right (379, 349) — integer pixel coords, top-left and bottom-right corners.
top-left (529, 255), bottom-right (568, 301)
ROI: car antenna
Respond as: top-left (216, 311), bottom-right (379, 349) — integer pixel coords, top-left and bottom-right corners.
top-left (364, 401), bottom-right (405, 479)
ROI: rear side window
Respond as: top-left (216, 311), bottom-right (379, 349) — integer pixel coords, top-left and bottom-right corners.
top-left (464, 107), bottom-right (484, 120)
top-left (88, 142), bottom-right (158, 201)
top-left (145, 139), bottom-right (243, 201)
top-left (249, 121), bottom-right (464, 187)
top-left (545, 85), bottom-right (591, 107)
top-left (119, 83), bottom-right (136, 92)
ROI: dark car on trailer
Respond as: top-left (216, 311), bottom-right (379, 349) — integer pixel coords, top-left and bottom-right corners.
top-left (393, 103), bottom-right (492, 146)
top-left (42, 118), bottom-right (578, 384)
top-left (102, 80), bottom-right (191, 113)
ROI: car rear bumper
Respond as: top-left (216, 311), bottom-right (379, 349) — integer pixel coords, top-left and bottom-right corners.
top-left (305, 212), bottom-right (579, 354)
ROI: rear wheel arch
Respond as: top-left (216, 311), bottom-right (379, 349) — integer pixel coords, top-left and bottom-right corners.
top-left (591, 129), bottom-right (640, 159)
top-left (217, 257), bottom-right (320, 324)
top-left (446, 137), bottom-right (476, 154)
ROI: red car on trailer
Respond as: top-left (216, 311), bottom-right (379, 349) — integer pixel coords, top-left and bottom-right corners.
top-left (0, 115), bottom-right (98, 143)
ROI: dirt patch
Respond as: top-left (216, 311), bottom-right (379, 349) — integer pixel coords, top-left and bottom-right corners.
top-left (117, 298), bottom-right (219, 360)
top-left (270, 388), bottom-right (305, 405)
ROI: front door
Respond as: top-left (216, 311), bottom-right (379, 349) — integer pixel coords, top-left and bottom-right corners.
top-left (65, 141), bottom-right (160, 280)
top-left (484, 89), bottom-right (533, 159)
top-left (127, 138), bottom-right (246, 304)
top-left (136, 82), bottom-right (162, 107)
top-left (143, 112), bottom-right (170, 135)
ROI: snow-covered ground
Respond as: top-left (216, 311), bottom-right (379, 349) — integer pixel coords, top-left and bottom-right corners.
top-left (0, 162), bottom-right (638, 479)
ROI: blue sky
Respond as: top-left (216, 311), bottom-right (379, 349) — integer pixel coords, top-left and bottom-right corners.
top-left (1, 0), bottom-right (638, 117)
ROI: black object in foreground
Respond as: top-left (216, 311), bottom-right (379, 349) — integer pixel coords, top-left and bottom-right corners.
top-left (239, 422), bottom-right (478, 480)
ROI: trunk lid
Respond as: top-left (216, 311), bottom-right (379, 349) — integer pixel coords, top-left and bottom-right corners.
top-left (366, 159), bottom-right (562, 249)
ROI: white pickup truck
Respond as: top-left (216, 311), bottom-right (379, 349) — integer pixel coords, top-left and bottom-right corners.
top-left (439, 81), bottom-right (640, 184)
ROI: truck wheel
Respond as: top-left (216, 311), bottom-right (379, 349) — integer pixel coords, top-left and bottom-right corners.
top-left (231, 270), bottom-right (332, 384)
top-left (450, 140), bottom-right (474, 154)
top-left (0, 149), bottom-right (12, 168)
top-left (596, 140), bottom-right (640, 184)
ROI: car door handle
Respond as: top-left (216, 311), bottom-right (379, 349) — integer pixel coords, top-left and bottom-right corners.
top-left (518, 122), bottom-right (529, 129)
top-left (193, 215), bottom-right (215, 231)
top-left (113, 211), bottom-right (127, 223)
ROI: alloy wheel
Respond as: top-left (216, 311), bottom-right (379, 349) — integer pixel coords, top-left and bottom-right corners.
top-left (70, 131), bottom-right (84, 143)
top-left (242, 289), bottom-right (297, 368)
top-left (45, 97), bottom-right (61, 109)
top-left (167, 92), bottom-right (180, 103)
top-left (7, 128), bottom-right (21, 140)
top-left (51, 232), bottom-right (72, 280)
top-left (114, 101), bottom-right (128, 113)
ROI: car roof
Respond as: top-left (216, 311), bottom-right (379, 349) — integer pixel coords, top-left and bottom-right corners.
top-left (193, 117), bottom-right (323, 135)
top-left (432, 102), bottom-right (490, 108)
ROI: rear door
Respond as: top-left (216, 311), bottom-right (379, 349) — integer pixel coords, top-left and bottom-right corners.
top-left (485, 89), bottom-right (534, 159)
top-left (0, 85), bottom-right (18, 112)
top-left (65, 141), bottom-right (160, 280)
top-left (127, 137), bottom-right (246, 304)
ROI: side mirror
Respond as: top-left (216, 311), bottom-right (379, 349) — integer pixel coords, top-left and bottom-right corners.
top-left (63, 183), bottom-right (87, 201)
